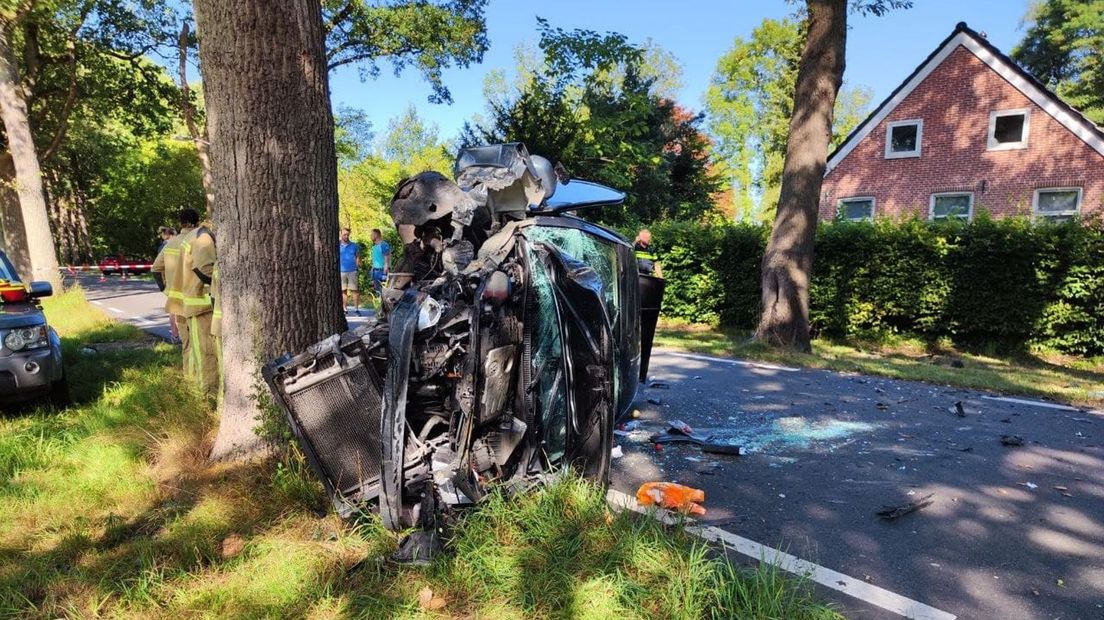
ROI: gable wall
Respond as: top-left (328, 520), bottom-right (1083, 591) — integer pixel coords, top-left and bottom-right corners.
top-left (820, 45), bottom-right (1104, 220)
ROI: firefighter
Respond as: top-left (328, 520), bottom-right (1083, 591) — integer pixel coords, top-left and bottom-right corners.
top-left (181, 216), bottom-right (218, 398)
top-left (152, 211), bottom-right (194, 370)
top-left (633, 229), bottom-right (662, 277)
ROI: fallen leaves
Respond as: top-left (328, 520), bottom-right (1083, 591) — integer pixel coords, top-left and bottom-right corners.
top-left (418, 586), bottom-right (447, 610)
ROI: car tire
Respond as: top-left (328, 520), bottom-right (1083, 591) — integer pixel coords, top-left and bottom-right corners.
top-left (48, 374), bottom-right (71, 409)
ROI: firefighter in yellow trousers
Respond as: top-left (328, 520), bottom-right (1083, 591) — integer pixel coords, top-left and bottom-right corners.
top-left (152, 210), bottom-right (196, 372)
top-left (181, 216), bottom-right (219, 398)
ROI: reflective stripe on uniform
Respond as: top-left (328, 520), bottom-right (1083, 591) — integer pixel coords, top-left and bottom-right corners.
top-left (635, 251), bottom-right (657, 260)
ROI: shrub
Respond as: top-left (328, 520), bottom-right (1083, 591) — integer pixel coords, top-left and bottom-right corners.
top-left (646, 216), bottom-right (1104, 355)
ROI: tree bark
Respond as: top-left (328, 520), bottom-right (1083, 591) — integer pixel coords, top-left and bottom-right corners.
top-left (194, 0), bottom-right (344, 460)
top-left (0, 22), bottom-right (59, 287)
top-left (755, 0), bottom-right (847, 352)
top-left (0, 152), bottom-right (30, 276)
top-left (178, 22), bottom-right (214, 215)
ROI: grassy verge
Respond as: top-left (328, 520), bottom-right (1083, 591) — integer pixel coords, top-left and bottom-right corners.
top-left (0, 288), bottom-right (841, 619)
top-left (655, 319), bottom-right (1104, 407)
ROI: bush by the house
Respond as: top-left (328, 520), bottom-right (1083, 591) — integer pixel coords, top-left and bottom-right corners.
top-left (646, 216), bottom-right (1104, 355)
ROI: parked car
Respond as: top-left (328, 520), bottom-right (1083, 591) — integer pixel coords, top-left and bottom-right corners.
top-left (264, 143), bottom-right (662, 561)
top-left (0, 251), bottom-right (66, 406)
top-left (99, 255), bottom-right (151, 277)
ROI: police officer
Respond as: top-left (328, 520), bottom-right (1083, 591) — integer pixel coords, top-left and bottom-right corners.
top-left (152, 211), bottom-right (194, 368)
top-left (180, 215), bottom-right (218, 398)
top-left (634, 229), bottom-right (662, 277)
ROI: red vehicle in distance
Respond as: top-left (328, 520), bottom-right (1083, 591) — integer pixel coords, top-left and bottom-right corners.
top-left (98, 255), bottom-right (152, 277)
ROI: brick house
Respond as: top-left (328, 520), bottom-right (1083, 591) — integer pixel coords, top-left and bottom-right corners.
top-left (820, 22), bottom-right (1104, 223)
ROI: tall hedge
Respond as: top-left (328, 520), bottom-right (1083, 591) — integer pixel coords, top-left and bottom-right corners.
top-left (645, 216), bottom-right (1104, 355)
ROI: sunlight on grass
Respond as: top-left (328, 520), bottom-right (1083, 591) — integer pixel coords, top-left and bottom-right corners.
top-left (0, 289), bottom-right (841, 619)
top-left (655, 319), bottom-right (1104, 407)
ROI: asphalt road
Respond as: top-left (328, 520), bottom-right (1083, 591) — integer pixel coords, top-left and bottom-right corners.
top-left (73, 276), bottom-right (1104, 620)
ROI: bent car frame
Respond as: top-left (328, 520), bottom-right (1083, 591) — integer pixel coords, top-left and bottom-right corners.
top-left (264, 143), bottom-right (660, 560)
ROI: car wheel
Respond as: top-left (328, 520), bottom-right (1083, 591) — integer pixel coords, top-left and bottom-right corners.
top-left (48, 374), bottom-right (71, 409)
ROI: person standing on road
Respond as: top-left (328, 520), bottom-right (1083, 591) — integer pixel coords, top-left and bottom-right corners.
top-left (634, 229), bottom-right (662, 277)
top-left (370, 228), bottom-right (391, 297)
top-left (155, 226), bottom-right (180, 344)
top-left (339, 227), bottom-right (362, 315)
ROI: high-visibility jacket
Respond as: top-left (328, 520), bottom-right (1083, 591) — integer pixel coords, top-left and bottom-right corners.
top-left (634, 243), bottom-right (658, 276)
top-left (152, 233), bottom-right (187, 315)
top-left (180, 227), bottom-right (215, 318)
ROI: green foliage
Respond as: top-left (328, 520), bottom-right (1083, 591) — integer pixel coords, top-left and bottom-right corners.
top-left (648, 217), bottom-right (1104, 355)
top-left (705, 17), bottom-right (872, 221)
top-left (322, 0), bottom-right (489, 104)
top-left (77, 131), bottom-right (205, 259)
top-left (463, 20), bottom-right (720, 227)
top-left (1012, 0), bottom-right (1104, 124)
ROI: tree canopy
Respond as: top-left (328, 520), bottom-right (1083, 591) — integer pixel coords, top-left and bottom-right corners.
top-left (322, 0), bottom-right (489, 104)
top-left (463, 19), bottom-right (720, 227)
top-left (1012, 0), bottom-right (1104, 124)
top-left (705, 17), bottom-right (871, 221)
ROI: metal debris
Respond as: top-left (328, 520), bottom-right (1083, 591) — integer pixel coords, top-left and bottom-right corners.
top-left (876, 493), bottom-right (935, 520)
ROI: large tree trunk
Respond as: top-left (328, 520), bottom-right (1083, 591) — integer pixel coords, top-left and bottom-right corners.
top-left (194, 0), bottom-right (344, 460)
top-left (0, 23), bottom-right (59, 287)
top-left (755, 0), bottom-right (847, 351)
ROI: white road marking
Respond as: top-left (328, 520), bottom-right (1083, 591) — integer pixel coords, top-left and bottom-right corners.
top-left (90, 300), bottom-right (103, 306)
top-left (131, 317), bottom-right (157, 327)
top-left (607, 489), bottom-right (957, 620)
top-left (107, 307), bottom-right (125, 314)
top-left (664, 350), bottom-right (800, 373)
top-left (981, 395), bottom-right (1081, 412)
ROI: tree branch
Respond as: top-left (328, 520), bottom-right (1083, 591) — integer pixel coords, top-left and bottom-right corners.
top-left (323, 1), bottom-right (356, 35)
top-left (39, 2), bottom-right (91, 163)
top-left (178, 21), bottom-right (201, 140)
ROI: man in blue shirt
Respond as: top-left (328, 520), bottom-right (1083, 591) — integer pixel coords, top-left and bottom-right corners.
top-left (370, 228), bottom-right (391, 297)
top-left (339, 227), bottom-right (362, 314)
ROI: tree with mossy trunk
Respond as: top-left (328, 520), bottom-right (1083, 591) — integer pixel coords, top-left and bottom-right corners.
top-left (756, 0), bottom-right (909, 350)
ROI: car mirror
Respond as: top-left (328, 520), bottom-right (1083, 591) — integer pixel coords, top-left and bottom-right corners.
top-left (28, 281), bottom-right (53, 298)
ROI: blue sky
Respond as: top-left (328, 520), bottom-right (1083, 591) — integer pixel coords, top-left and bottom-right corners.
top-left (327, 0), bottom-right (1032, 143)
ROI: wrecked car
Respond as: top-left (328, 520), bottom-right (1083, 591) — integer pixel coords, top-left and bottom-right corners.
top-left (263, 143), bottom-right (661, 558)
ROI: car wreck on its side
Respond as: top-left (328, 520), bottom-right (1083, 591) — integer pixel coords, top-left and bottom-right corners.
top-left (263, 143), bottom-right (662, 560)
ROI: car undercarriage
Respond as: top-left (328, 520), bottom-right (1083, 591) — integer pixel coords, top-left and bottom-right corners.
top-left (263, 143), bottom-right (655, 561)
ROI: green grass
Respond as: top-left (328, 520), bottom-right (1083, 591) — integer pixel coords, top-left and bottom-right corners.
top-left (0, 288), bottom-right (842, 619)
top-left (655, 319), bottom-right (1104, 407)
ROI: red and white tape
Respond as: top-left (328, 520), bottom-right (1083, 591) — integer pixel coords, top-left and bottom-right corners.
top-left (60, 264), bottom-right (153, 272)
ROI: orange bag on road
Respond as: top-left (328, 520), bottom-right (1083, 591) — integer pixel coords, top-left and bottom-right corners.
top-left (636, 482), bottom-right (706, 516)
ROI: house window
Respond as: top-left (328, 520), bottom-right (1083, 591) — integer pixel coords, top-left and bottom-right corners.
top-left (1033, 187), bottom-right (1082, 222)
top-left (930, 192), bottom-right (974, 221)
top-left (988, 109), bottom-right (1030, 150)
top-left (838, 197), bottom-right (875, 221)
top-left (885, 119), bottom-right (922, 158)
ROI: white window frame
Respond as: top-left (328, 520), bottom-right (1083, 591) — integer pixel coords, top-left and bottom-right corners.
top-left (838, 196), bottom-right (876, 222)
top-left (1032, 187), bottom-right (1082, 220)
top-left (884, 119), bottom-right (923, 159)
top-left (929, 192), bottom-right (975, 221)
top-left (987, 108), bottom-right (1031, 151)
